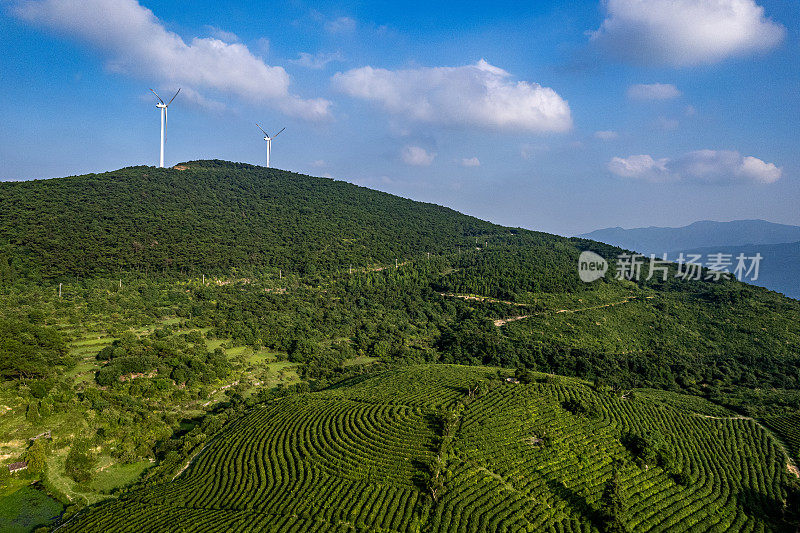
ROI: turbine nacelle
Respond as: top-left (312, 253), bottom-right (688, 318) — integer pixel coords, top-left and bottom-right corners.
top-left (256, 124), bottom-right (285, 168)
top-left (150, 88), bottom-right (181, 108)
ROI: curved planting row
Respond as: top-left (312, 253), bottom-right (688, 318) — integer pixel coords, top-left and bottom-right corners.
top-left (61, 365), bottom-right (794, 532)
top-left (431, 379), bottom-right (791, 532)
top-left (64, 392), bottom-right (430, 532)
top-left (763, 412), bottom-right (800, 464)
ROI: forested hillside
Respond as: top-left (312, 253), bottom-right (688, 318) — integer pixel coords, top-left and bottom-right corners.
top-left (0, 160), bottom-right (505, 279)
top-left (0, 161), bottom-right (798, 531)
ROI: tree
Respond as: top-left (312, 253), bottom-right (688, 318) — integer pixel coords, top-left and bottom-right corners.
top-left (25, 439), bottom-right (48, 475)
top-left (65, 439), bottom-right (97, 483)
top-left (515, 367), bottom-right (534, 384)
top-left (599, 461), bottom-right (628, 533)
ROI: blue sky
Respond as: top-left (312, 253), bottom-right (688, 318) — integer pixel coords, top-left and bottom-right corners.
top-left (1, 0), bottom-right (798, 235)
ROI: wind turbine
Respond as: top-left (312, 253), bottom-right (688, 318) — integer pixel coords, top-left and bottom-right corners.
top-left (256, 124), bottom-right (285, 168)
top-left (150, 88), bottom-right (180, 168)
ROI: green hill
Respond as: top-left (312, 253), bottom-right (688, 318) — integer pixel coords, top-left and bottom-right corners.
top-left (0, 160), bottom-right (504, 279)
top-left (60, 365), bottom-right (798, 532)
top-left (0, 162), bottom-right (798, 531)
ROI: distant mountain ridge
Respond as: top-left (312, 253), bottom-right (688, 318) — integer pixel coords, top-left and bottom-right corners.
top-left (579, 220), bottom-right (800, 256)
top-left (678, 241), bottom-right (800, 300)
top-left (579, 220), bottom-right (800, 299)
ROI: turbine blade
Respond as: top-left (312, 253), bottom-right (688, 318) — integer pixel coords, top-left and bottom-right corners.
top-left (149, 88), bottom-right (165, 104)
top-left (167, 88), bottom-right (181, 106)
top-left (255, 123), bottom-right (268, 136)
top-left (273, 127), bottom-right (285, 138)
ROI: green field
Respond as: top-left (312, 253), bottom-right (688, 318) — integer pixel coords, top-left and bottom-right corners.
top-left (89, 461), bottom-right (152, 493)
top-left (61, 365), bottom-right (796, 532)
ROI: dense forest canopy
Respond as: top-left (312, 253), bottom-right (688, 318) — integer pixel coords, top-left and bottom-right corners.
top-left (0, 160), bottom-right (507, 280)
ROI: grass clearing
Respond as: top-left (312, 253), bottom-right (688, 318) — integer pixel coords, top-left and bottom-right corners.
top-left (342, 356), bottom-right (378, 367)
top-left (90, 461), bottom-right (152, 493)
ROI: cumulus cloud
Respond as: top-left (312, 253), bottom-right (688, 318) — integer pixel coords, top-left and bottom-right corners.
top-left (178, 86), bottom-right (227, 113)
top-left (12, 0), bottom-right (330, 120)
top-left (594, 130), bottom-right (619, 140)
top-left (203, 25), bottom-right (239, 43)
top-left (459, 157), bottom-right (481, 167)
top-left (333, 60), bottom-right (572, 133)
top-left (609, 150), bottom-right (782, 184)
top-left (627, 83), bottom-right (681, 100)
top-left (290, 51), bottom-right (344, 69)
top-left (609, 155), bottom-right (672, 182)
top-left (590, 0), bottom-right (785, 66)
top-left (402, 146), bottom-right (436, 166)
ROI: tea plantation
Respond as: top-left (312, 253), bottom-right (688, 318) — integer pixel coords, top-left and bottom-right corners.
top-left (60, 365), bottom-right (797, 532)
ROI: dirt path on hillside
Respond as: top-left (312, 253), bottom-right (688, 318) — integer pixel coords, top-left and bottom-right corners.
top-left (439, 293), bottom-right (530, 307)
top-left (482, 296), bottom-right (639, 327)
top-left (555, 298), bottom-right (636, 314)
top-left (695, 414), bottom-right (752, 420)
top-left (173, 440), bottom-right (213, 481)
top-left (493, 316), bottom-right (531, 327)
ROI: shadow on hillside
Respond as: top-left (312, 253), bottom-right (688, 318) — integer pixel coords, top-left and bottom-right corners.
top-left (543, 476), bottom-right (604, 531)
top-left (735, 488), bottom-right (788, 531)
top-left (423, 411), bottom-right (443, 450)
top-left (411, 459), bottom-right (431, 493)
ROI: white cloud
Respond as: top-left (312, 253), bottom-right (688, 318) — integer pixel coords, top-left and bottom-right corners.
top-left (290, 51), bottom-right (344, 69)
top-left (609, 155), bottom-right (673, 182)
top-left (178, 86), bottom-right (227, 113)
top-left (627, 83), bottom-right (681, 100)
top-left (609, 150), bottom-right (782, 184)
top-left (738, 155), bottom-right (781, 184)
top-left (459, 157), bottom-right (481, 167)
top-left (590, 0), bottom-right (785, 66)
top-left (203, 25), bottom-right (239, 43)
top-left (333, 59), bottom-right (572, 133)
top-left (325, 16), bottom-right (356, 34)
top-left (402, 146), bottom-right (436, 166)
top-left (594, 130), bottom-right (618, 140)
top-left (13, 0), bottom-right (331, 121)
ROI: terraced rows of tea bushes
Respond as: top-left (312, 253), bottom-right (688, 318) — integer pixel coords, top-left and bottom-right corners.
top-left (61, 365), bottom-right (796, 532)
top-left (763, 413), bottom-right (800, 464)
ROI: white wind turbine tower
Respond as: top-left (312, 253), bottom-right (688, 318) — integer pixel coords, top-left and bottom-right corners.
top-left (256, 124), bottom-right (285, 168)
top-left (150, 88), bottom-right (181, 168)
